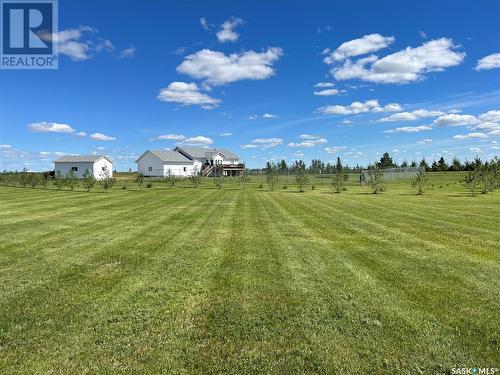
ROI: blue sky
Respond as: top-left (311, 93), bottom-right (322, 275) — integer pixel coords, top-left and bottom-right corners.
top-left (1, 0), bottom-right (500, 171)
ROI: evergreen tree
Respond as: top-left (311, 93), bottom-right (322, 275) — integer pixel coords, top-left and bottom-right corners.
top-left (419, 158), bottom-right (430, 171)
top-left (438, 157), bottom-right (448, 171)
top-left (378, 152), bottom-right (395, 168)
top-left (278, 159), bottom-right (288, 174)
top-left (449, 157), bottom-right (462, 171)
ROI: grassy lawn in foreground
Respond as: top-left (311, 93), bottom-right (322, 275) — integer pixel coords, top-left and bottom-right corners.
top-left (0, 173), bottom-right (499, 374)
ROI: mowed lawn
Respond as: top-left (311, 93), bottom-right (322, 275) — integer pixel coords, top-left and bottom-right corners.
top-left (0, 174), bottom-right (499, 374)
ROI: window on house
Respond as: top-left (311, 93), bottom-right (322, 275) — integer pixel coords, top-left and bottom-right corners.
top-left (71, 167), bottom-right (78, 171)
top-left (183, 167), bottom-right (187, 172)
top-left (102, 166), bottom-right (106, 171)
top-left (148, 167), bottom-right (152, 172)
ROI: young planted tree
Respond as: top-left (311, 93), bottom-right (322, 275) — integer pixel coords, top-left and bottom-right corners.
top-left (189, 165), bottom-right (201, 188)
top-left (54, 171), bottom-right (65, 190)
top-left (165, 169), bottom-right (175, 188)
top-left (81, 169), bottom-right (96, 192)
top-left (265, 162), bottom-right (279, 191)
top-left (239, 169), bottom-right (250, 189)
top-left (40, 174), bottom-right (49, 189)
top-left (65, 170), bottom-right (79, 191)
top-left (100, 166), bottom-right (115, 192)
top-left (213, 165), bottom-right (224, 189)
top-left (331, 167), bottom-right (349, 193)
top-left (29, 173), bottom-right (40, 189)
top-left (368, 167), bottom-right (386, 194)
top-left (135, 173), bottom-right (144, 188)
top-left (295, 165), bottom-right (309, 192)
top-left (411, 168), bottom-right (429, 195)
top-left (463, 169), bottom-right (480, 196)
top-left (20, 168), bottom-right (29, 187)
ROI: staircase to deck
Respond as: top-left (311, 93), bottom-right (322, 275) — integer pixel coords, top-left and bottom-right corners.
top-left (202, 165), bottom-right (214, 176)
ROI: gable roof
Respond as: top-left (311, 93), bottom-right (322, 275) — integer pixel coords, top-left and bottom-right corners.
top-left (54, 155), bottom-right (112, 163)
top-left (135, 150), bottom-right (193, 164)
top-left (174, 146), bottom-right (239, 160)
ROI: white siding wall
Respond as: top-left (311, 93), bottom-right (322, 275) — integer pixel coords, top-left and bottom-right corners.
top-left (163, 161), bottom-right (198, 177)
top-left (54, 159), bottom-right (113, 180)
top-left (137, 152), bottom-right (165, 177)
top-left (93, 158), bottom-right (113, 179)
top-left (55, 162), bottom-right (94, 179)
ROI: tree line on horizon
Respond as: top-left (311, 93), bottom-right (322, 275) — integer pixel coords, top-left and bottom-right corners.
top-left (257, 152), bottom-right (498, 174)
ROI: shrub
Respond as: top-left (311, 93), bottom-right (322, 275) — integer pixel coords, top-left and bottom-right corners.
top-left (411, 169), bottom-right (429, 195)
top-left (122, 186), bottom-right (127, 189)
top-left (258, 184), bottom-right (263, 189)
top-left (368, 168), bottom-right (386, 194)
top-left (81, 169), bottom-right (96, 192)
top-left (146, 183), bottom-right (153, 188)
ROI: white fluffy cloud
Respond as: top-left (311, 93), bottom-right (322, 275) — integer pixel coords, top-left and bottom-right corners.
top-left (288, 135), bottom-right (327, 148)
top-left (417, 138), bottom-right (432, 144)
top-left (45, 26), bottom-right (133, 61)
top-left (90, 133), bottom-right (116, 141)
top-left (383, 125), bottom-right (432, 133)
top-left (157, 82), bottom-right (221, 108)
top-left (177, 48), bottom-right (283, 86)
top-left (325, 146), bottom-right (347, 153)
top-left (200, 17), bottom-right (210, 31)
top-left (318, 99), bottom-right (402, 115)
top-left (28, 122), bottom-right (75, 133)
top-left (478, 110), bottom-right (500, 123)
top-left (314, 82), bottom-right (335, 88)
top-left (433, 114), bottom-right (479, 126)
top-left (262, 113), bottom-right (279, 118)
top-left (242, 138), bottom-right (283, 149)
top-left (453, 132), bottom-right (488, 140)
top-left (217, 17), bottom-right (244, 43)
top-left (332, 38), bottom-right (465, 84)
top-left (323, 33), bottom-right (395, 63)
top-left (378, 109), bottom-right (445, 122)
top-left (313, 88), bottom-right (341, 96)
top-left (179, 136), bottom-right (214, 146)
top-left (220, 132), bottom-right (232, 136)
top-left (156, 134), bottom-right (186, 140)
top-left (475, 53), bottom-right (500, 71)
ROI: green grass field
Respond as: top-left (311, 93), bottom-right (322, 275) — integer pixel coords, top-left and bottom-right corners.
top-left (0, 173), bottom-right (499, 374)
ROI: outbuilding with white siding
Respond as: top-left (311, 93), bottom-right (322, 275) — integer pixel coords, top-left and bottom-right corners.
top-left (53, 155), bottom-right (113, 180)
